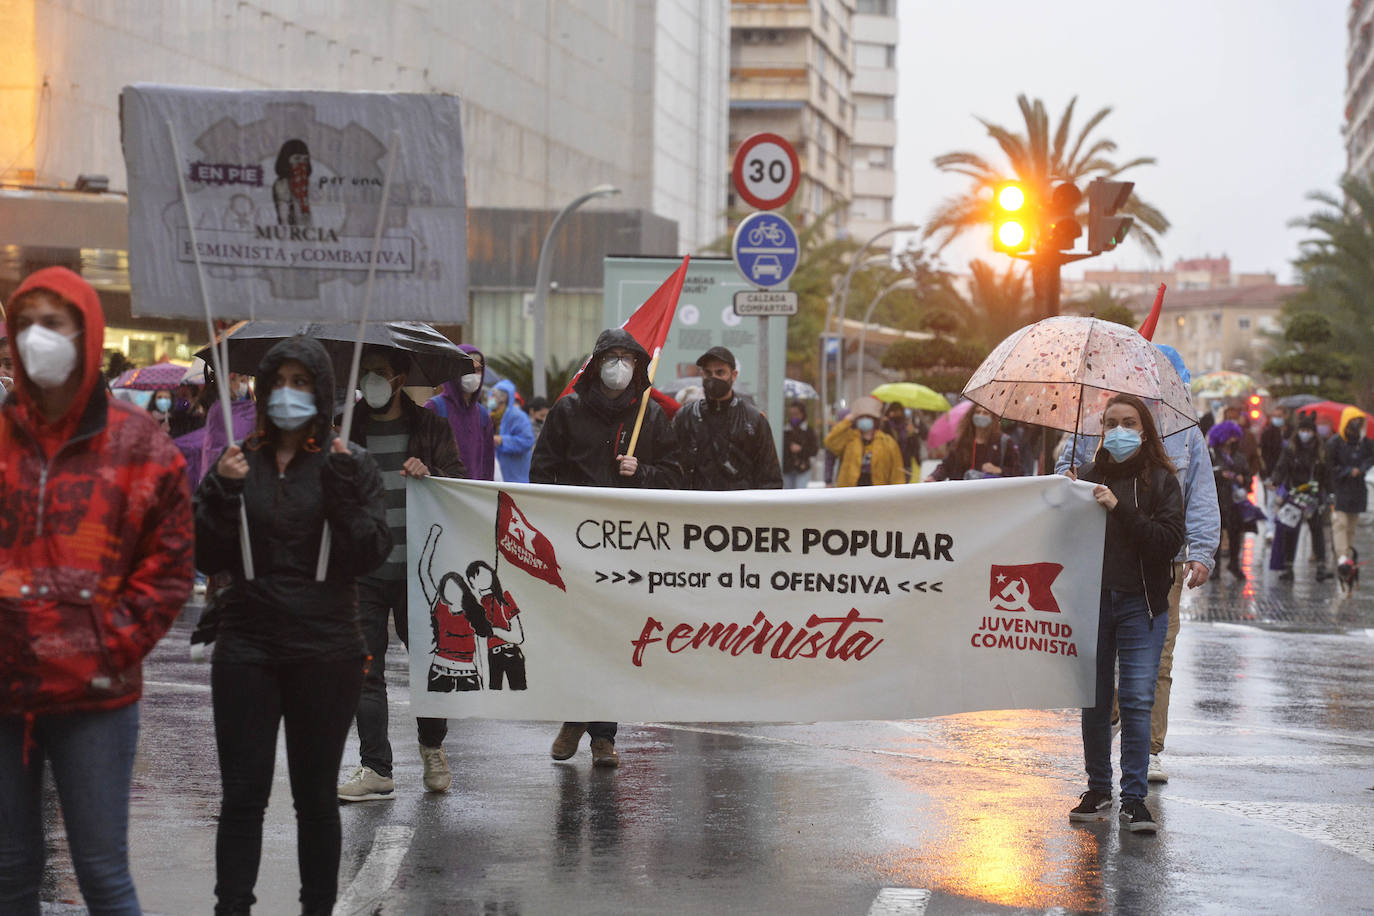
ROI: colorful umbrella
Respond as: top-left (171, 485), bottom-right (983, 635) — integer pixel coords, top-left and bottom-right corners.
top-left (1294, 400), bottom-right (1367, 430)
top-left (926, 399), bottom-right (972, 452)
top-left (1190, 370), bottom-right (1255, 398)
top-left (784, 378), bottom-right (819, 400)
top-left (962, 315), bottom-right (1196, 439)
top-left (115, 361), bottom-right (192, 391)
top-left (871, 382), bottom-right (950, 412)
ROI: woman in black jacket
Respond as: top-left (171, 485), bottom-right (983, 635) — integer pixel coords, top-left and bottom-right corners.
top-left (195, 337), bottom-right (391, 915)
top-left (1069, 393), bottom-right (1185, 835)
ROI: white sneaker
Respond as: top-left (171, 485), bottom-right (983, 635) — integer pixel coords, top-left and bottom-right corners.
top-left (337, 766), bottom-right (395, 802)
top-left (1147, 754), bottom-right (1169, 783)
top-left (419, 744), bottom-right (451, 793)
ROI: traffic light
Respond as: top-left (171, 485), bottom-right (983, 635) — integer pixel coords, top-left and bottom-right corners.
top-left (992, 181), bottom-right (1031, 253)
top-left (1248, 394), bottom-right (1262, 423)
top-left (1087, 178), bottom-right (1134, 252)
top-left (1043, 182), bottom-right (1082, 250)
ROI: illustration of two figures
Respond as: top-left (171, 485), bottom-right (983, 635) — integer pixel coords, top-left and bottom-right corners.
top-left (419, 524), bottom-right (526, 692)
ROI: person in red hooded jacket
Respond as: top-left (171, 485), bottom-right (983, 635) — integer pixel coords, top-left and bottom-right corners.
top-left (0, 266), bottom-right (194, 914)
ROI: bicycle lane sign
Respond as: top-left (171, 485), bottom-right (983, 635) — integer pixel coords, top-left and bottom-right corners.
top-left (732, 211), bottom-right (799, 289)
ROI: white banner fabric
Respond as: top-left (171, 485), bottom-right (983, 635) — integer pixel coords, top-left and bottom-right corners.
top-left (121, 84), bottom-right (466, 322)
top-left (406, 476), bottom-right (1106, 722)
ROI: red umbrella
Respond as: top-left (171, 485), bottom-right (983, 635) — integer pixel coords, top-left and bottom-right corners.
top-left (1294, 400), bottom-right (1358, 430)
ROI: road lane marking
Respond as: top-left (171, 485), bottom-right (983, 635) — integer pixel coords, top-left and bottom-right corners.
top-left (1168, 799), bottom-right (1374, 866)
top-left (867, 887), bottom-right (931, 914)
top-left (332, 825), bottom-right (414, 916)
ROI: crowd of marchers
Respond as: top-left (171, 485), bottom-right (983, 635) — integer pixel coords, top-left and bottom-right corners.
top-left (3, 266), bottom-right (1371, 913)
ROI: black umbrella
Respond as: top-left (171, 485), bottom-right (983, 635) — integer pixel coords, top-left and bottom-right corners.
top-left (1276, 393), bottom-right (1323, 409)
top-left (194, 320), bottom-right (474, 388)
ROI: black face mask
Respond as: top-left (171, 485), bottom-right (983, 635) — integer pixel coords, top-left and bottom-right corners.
top-left (702, 376), bottom-right (732, 400)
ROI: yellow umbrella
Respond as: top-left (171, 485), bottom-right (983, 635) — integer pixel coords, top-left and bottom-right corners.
top-left (871, 382), bottom-right (951, 412)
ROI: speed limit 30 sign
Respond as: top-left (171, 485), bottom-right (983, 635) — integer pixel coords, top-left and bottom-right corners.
top-left (732, 132), bottom-right (800, 211)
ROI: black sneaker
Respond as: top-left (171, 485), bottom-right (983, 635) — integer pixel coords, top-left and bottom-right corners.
top-left (1278, 568), bottom-right (1294, 582)
top-left (1316, 567), bottom-right (1334, 581)
top-left (1069, 789), bottom-right (1113, 822)
top-left (1119, 798), bottom-right (1158, 833)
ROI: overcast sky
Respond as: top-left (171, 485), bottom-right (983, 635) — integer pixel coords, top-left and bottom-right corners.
top-left (893, 1), bottom-right (1347, 283)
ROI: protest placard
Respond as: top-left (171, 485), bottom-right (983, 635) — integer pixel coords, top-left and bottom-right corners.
top-left (406, 476), bottom-right (1106, 722)
top-left (121, 84), bottom-right (466, 323)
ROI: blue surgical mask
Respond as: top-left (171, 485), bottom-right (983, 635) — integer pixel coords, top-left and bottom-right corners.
top-left (1103, 427), bottom-right (1142, 461)
top-left (971, 413), bottom-right (993, 429)
top-left (1317, 424), bottom-right (1332, 439)
top-left (1271, 417), bottom-right (1284, 428)
top-left (267, 386), bottom-right (318, 430)
top-left (154, 397), bottom-right (171, 412)
top-left (855, 417), bottom-right (876, 433)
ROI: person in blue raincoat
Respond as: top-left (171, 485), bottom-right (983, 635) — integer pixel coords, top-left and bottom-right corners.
top-left (489, 379), bottom-right (535, 483)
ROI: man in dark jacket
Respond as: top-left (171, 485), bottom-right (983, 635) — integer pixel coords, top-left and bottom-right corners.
top-left (1259, 407), bottom-right (1289, 481)
top-left (1328, 412), bottom-right (1374, 562)
top-left (1272, 413), bottom-right (1332, 581)
top-left (530, 328), bottom-right (682, 767)
top-left (339, 345), bottom-right (467, 802)
top-left (673, 346), bottom-right (782, 491)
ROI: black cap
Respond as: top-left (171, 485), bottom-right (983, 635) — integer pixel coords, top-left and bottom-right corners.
top-left (696, 346), bottom-right (736, 370)
top-left (1297, 412), bottom-right (1316, 430)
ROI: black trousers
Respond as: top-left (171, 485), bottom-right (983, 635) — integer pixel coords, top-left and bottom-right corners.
top-left (564, 721), bottom-right (618, 741)
top-left (356, 578), bottom-right (449, 778)
top-left (489, 644), bottom-right (528, 690)
top-left (212, 657), bottom-right (363, 915)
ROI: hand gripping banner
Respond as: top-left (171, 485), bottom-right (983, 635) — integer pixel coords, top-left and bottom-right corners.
top-left (407, 476), bottom-right (1106, 722)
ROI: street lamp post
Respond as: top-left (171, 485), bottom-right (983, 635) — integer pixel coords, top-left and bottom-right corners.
top-left (531, 184), bottom-right (621, 398)
top-left (820, 223), bottom-right (918, 426)
top-left (856, 277), bottom-right (917, 396)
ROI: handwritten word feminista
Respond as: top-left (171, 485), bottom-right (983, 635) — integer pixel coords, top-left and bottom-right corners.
top-left (630, 609), bottom-right (883, 666)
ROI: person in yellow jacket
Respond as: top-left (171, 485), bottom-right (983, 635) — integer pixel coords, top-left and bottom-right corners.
top-left (824, 396), bottom-right (907, 486)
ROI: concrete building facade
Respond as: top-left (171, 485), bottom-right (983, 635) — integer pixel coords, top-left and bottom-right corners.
top-left (0, 0), bottom-right (729, 363)
top-left (847, 0), bottom-right (899, 244)
top-left (1129, 283), bottom-right (1295, 378)
top-left (1347, 0), bottom-right (1374, 177)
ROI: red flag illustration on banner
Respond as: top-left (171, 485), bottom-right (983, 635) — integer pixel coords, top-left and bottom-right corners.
top-left (989, 563), bottom-right (1063, 613)
top-left (558, 255), bottom-right (691, 400)
top-left (496, 491), bottom-right (566, 592)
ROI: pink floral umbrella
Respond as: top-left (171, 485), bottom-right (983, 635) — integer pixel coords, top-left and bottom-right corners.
top-left (963, 315), bottom-right (1196, 445)
top-left (114, 361), bottom-right (191, 391)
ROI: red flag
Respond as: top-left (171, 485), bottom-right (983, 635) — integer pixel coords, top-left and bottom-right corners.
top-left (558, 255), bottom-right (691, 399)
top-left (989, 563), bottom-right (1063, 613)
top-left (1137, 283), bottom-right (1167, 341)
top-left (496, 491), bottom-right (566, 592)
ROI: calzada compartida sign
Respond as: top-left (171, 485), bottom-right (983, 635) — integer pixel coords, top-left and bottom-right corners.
top-left (121, 84), bottom-right (467, 322)
top-left (407, 476), bottom-right (1106, 722)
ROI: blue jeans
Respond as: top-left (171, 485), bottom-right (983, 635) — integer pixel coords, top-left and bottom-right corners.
top-left (1082, 591), bottom-right (1166, 801)
top-left (783, 470), bottom-right (811, 489)
top-left (0, 703), bottom-right (142, 915)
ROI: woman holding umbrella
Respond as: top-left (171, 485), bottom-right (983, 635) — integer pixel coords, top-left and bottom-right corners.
top-left (195, 336), bottom-right (391, 915)
top-left (1068, 393), bottom-right (1184, 834)
top-left (927, 404), bottom-right (1020, 481)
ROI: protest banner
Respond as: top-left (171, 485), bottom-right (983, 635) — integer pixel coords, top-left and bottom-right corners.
top-left (406, 475), bottom-right (1106, 722)
top-left (121, 84), bottom-right (467, 323)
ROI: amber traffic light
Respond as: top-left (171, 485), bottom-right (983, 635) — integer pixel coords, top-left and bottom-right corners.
top-left (993, 182), bottom-right (1032, 253)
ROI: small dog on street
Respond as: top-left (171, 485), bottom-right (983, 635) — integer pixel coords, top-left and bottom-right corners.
top-left (1337, 547), bottom-right (1360, 597)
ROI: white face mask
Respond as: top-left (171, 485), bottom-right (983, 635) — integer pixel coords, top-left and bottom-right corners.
top-left (600, 357), bottom-right (634, 391)
top-left (17, 325), bottom-right (81, 390)
top-left (460, 372), bottom-right (482, 394)
top-left (360, 371), bottom-right (395, 410)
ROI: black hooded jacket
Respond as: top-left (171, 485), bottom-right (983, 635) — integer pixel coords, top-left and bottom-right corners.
top-left (194, 336), bottom-right (392, 663)
top-left (673, 394), bottom-right (782, 490)
top-left (530, 328), bottom-right (682, 489)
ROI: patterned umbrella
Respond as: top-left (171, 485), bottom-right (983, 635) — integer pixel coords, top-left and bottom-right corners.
top-left (784, 377), bottom-right (819, 400)
top-left (963, 315), bottom-right (1196, 439)
top-left (117, 361), bottom-right (192, 391)
top-left (1190, 370), bottom-right (1255, 398)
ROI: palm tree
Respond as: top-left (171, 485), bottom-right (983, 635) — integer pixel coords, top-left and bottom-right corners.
top-left (1286, 173), bottom-right (1374, 404)
top-left (960, 258), bottom-right (1034, 347)
top-left (1064, 284), bottom-right (1137, 327)
top-left (925, 95), bottom-right (1169, 259)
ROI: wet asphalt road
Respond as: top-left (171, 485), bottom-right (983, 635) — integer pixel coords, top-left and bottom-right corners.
top-left (33, 520), bottom-right (1374, 915)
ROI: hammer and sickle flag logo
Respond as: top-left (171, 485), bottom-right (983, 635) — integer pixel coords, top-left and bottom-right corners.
top-left (496, 491), bottom-right (566, 592)
top-left (989, 563), bottom-right (1063, 613)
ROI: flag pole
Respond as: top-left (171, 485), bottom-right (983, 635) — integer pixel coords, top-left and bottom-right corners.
top-left (624, 348), bottom-right (661, 458)
top-left (168, 120), bottom-right (255, 581)
top-left (315, 129), bottom-right (402, 581)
